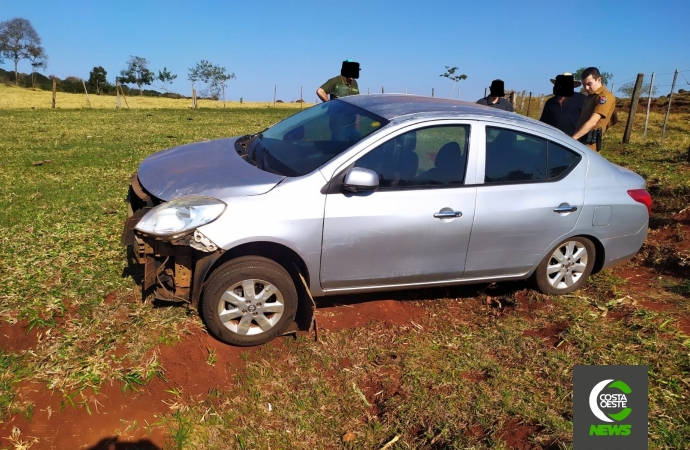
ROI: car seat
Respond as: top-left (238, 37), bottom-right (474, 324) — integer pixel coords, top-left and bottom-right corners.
top-left (416, 142), bottom-right (465, 185)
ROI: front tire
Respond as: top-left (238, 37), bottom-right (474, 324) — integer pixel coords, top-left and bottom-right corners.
top-left (535, 237), bottom-right (596, 295)
top-left (201, 256), bottom-right (298, 346)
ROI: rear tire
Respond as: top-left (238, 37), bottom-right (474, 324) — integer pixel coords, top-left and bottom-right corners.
top-left (534, 237), bottom-right (596, 295)
top-left (201, 256), bottom-right (298, 346)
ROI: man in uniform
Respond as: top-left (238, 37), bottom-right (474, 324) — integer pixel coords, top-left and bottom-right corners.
top-left (540, 72), bottom-right (586, 136)
top-left (476, 79), bottom-right (514, 112)
top-left (572, 67), bottom-right (616, 151)
top-left (316, 60), bottom-right (360, 102)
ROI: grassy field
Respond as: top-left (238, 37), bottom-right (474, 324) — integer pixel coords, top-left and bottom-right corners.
top-left (0, 87), bottom-right (688, 449)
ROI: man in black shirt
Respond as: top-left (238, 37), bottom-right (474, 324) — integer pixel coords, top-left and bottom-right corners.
top-left (477, 79), bottom-right (514, 112)
top-left (539, 72), bottom-right (586, 135)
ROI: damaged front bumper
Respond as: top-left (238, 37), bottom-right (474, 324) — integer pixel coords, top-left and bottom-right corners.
top-left (121, 172), bottom-right (223, 306)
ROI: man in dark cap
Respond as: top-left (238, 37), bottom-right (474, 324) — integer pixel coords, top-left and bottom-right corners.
top-left (539, 72), bottom-right (586, 135)
top-left (316, 60), bottom-right (361, 102)
top-left (477, 79), bottom-right (514, 112)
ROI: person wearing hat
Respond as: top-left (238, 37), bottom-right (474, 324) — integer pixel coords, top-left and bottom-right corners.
top-left (539, 72), bottom-right (586, 136)
top-left (572, 67), bottom-right (616, 151)
top-left (476, 79), bottom-right (514, 112)
top-left (316, 60), bottom-right (361, 102)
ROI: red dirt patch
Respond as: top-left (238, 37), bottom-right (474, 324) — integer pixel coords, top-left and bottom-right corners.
top-left (2, 378), bottom-right (168, 450)
top-left (0, 323), bottom-right (254, 450)
top-left (0, 320), bottom-right (39, 353)
top-left (522, 322), bottom-right (570, 350)
top-left (497, 418), bottom-right (544, 450)
top-left (461, 371), bottom-right (488, 382)
top-left (314, 298), bottom-right (419, 331)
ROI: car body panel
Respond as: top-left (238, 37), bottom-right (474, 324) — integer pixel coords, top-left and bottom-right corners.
top-left (137, 137), bottom-right (284, 200)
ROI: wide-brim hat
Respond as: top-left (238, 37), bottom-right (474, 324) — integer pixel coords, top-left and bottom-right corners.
top-left (551, 72), bottom-right (582, 87)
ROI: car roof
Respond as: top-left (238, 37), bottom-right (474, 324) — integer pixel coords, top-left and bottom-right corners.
top-left (339, 93), bottom-right (536, 123)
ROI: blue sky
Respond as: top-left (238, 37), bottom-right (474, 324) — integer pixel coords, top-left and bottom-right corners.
top-left (1, 0), bottom-right (689, 102)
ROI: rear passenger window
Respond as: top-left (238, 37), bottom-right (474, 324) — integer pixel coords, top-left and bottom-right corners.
top-left (548, 142), bottom-right (582, 179)
top-left (484, 127), bottom-right (581, 183)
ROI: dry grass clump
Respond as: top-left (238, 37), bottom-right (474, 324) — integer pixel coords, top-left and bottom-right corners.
top-left (0, 84), bottom-right (314, 110)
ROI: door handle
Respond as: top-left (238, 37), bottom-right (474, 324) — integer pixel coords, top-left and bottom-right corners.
top-left (434, 210), bottom-right (462, 219)
top-left (553, 203), bottom-right (578, 213)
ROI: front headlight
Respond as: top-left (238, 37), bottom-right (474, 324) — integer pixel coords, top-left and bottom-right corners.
top-left (135, 196), bottom-right (227, 238)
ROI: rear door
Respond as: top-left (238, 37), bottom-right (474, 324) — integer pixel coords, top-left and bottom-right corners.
top-left (463, 125), bottom-right (586, 279)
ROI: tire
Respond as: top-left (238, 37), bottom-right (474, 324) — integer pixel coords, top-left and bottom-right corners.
top-left (201, 256), bottom-right (298, 346)
top-left (534, 237), bottom-right (596, 295)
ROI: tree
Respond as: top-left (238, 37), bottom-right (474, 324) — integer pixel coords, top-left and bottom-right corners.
top-left (439, 66), bottom-right (467, 98)
top-left (88, 66), bottom-right (107, 94)
top-left (618, 81), bottom-right (657, 98)
top-left (188, 60), bottom-right (235, 100)
top-left (574, 67), bottom-right (613, 86)
top-left (0, 18), bottom-right (42, 86)
top-left (27, 44), bottom-right (48, 88)
top-left (157, 67), bottom-right (177, 92)
top-left (119, 56), bottom-right (154, 95)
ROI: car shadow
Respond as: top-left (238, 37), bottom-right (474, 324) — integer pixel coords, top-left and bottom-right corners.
top-left (85, 436), bottom-right (160, 450)
top-left (315, 279), bottom-right (532, 307)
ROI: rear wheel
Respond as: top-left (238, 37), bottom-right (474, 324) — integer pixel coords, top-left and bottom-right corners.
top-left (201, 256), bottom-right (298, 346)
top-left (535, 237), bottom-right (596, 295)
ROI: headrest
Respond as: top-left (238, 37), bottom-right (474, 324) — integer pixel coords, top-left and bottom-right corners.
top-left (435, 142), bottom-right (461, 168)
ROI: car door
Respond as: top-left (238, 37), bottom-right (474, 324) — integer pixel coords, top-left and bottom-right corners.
top-left (320, 123), bottom-right (477, 291)
top-left (462, 124), bottom-right (586, 279)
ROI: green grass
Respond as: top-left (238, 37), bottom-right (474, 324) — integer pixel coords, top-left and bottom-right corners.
top-left (1, 104), bottom-right (689, 449)
top-left (0, 108), bottom-right (293, 399)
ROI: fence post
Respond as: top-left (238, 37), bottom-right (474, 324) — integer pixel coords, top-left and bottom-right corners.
top-left (300, 85), bottom-right (303, 109)
top-left (382, 86), bottom-right (384, 94)
top-left (116, 80), bottom-right (121, 109)
top-left (484, 87), bottom-right (487, 97)
top-left (273, 85), bottom-right (276, 107)
top-left (643, 73), bottom-right (655, 140)
top-left (82, 80), bottom-right (92, 108)
top-left (660, 69), bottom-right (678, 146)
top-left (526, 92), bottom-right (532, 116)
top-left (51, 78), bottom-right (56, 109)
top-left (623, 73), bottom-right (644, 144)
top-left (431, 88), bottom-right (434, 97)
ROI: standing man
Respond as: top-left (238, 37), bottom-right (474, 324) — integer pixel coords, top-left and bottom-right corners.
top-left (540, 72), bottom-right (586, 136)
top-left (317, 60), bottom-right (360, 102)
top-left (477, 79), bottom-right (514, 112)
top-left (572, 67), bottom-right (616, 151)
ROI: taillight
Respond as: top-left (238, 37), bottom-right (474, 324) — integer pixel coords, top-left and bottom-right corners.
top-left (627, 189), bottom-right (652, 216)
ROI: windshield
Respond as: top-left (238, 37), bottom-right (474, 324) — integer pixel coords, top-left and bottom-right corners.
top-left (246, 100), bottom-right (388, 176)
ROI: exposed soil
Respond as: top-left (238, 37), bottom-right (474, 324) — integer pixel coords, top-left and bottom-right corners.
top-left (0, 320), bottom-right (39, 353)
top-left (497, 418), bottom-right (545, 449)
top-left (521, 322), bottom-right (570, 350)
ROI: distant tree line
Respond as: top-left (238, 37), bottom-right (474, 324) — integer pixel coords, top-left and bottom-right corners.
top-left (1, 17), bottom-right (236, 101)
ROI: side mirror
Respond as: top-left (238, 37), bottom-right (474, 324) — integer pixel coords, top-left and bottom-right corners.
top-left (342, 167), bottom-right (379, 193)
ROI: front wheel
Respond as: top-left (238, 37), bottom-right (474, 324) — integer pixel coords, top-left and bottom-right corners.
top-left (201, 256), bottom-right (298, 346)
top-left (534, 237), bottom-right (596, 295)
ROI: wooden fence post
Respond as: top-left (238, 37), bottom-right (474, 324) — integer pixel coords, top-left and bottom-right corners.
top-left (381, 86), bottom-right (384, 94)
top-left (431, 88), bottom-right (434, 97)
top-left (273, 85), bottom-right (276, 107)
top-left (116, 80), bottom-right (121, 109)
top-left (623, 73), bottom-right (644, 144)
top-left (660, 69), bottom-right (678, 146)
top-left (484, 87), bottom-right (487, 97)
top-left (526, 92), bottom-right (532, 116)
top-left (82, 80), bottom-right (92, 108)
top-left (643, 72), bottom-right (655, 140)
top-left (51, 78), bottom-right (56, 109)
top-left (300, 85), bottom-right (303, 109)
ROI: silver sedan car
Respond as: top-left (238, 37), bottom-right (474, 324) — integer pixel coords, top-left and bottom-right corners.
top-left (122, 94), bottom-right (651, 346)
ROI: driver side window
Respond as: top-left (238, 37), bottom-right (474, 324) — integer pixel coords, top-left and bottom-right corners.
top-left (354, 125), bottom-right (470, 189)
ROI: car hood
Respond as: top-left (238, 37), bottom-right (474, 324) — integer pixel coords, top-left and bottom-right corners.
top-left (137, 137), bottom-right (285, 201)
